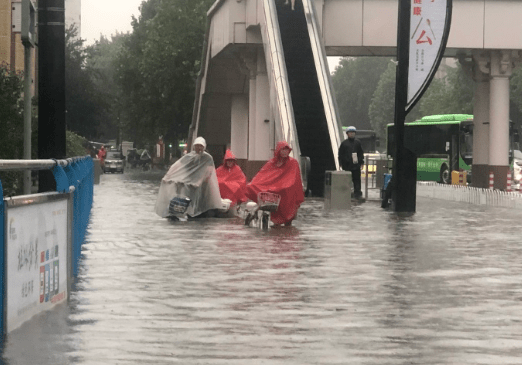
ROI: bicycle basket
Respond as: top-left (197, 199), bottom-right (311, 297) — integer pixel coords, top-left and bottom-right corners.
top-left (257, 192), bottom-right (281, 212)
top-left (168, 196), bottom-right (191, 215)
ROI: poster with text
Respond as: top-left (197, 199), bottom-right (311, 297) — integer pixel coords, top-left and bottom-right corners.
top-left (407, 0), bottom-right (451, 110)
top-left (6, 199), bottom-right (68, 333)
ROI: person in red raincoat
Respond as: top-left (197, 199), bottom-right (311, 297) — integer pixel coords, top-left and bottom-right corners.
top-left (216, 150), bottom-right (247, 206)
top-left (246, 141), bottom-right (305, 226)
top-left (97, 145), bottom-right (107, 169)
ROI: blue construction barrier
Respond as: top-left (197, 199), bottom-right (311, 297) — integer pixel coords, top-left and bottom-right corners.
top-left (0, 156), bottom-right (94, 334)
top-left (54, 157), bottom-right (94, 277)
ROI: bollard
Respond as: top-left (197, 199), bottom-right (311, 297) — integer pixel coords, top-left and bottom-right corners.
top-left (451, 170), bottom-right (459, 185)
top-left (489, 172), bottom-right (494, 190)
top-left (93, 159), bottom-right (103, 184)
top-left (507, 171), bottom-right (512, 192)
top-left (324, 171), bottom-right (351, 210)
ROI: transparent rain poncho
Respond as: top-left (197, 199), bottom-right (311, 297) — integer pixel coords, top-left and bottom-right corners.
top-left (155, 151), bottom-right (223, 218)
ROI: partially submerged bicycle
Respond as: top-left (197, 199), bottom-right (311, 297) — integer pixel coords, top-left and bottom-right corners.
top-left (244, 192), bottom-right (281, 230)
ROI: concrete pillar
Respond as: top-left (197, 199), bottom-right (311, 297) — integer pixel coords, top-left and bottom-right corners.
top-left (231, 95), bottom-right (249, 159)
top-left (241, 49), bottom-right (266, 179)
top-left (254, 50), bottom-right (271, 161)
top-left (470, 51), bottom-right (490, 188)
top-left (489, 50), bottom-right (513, 190)
top-left (248, 73), bottom-right (257, 160)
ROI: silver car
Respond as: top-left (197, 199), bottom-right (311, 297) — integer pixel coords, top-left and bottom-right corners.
top-left (104, 151), bottom-right (125, 173)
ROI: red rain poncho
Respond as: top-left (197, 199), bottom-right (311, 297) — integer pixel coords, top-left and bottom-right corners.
top-left (216, 150), bottom-right (247, 206)
top-left (246, 141), bottom-right (305, 225)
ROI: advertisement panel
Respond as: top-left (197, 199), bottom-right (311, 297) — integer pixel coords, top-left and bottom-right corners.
top-left (407, 0), bottom-right (452, 111)
top-left (5, 197), bottom-right (69, 333)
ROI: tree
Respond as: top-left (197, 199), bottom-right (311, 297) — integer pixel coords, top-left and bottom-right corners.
top-left (85, 33), bottom-right (129, 144)
top-left (368, 60), bottom-right (397, 140)
top-left (369, 60), bottom-right (475, 143)
top-left (419, 63), bottom-right (473, 116)
top-left (65, 25), bottom-right (109, 140)
top-left (0, 63), bottom-right (24, 195)
top-left (114, 0), bottom-right (215, 150)
top-left (332, 57), bottom-right (390, 130)
top-left (510, 65), bottom-right (522, 134)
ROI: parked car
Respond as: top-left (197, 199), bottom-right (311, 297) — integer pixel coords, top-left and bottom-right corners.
top-left (104, 151), bottom-right (125, 173)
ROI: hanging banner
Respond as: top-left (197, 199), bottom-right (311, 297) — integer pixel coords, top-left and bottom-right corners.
top-left (407, 0), bottom-right (452, 112)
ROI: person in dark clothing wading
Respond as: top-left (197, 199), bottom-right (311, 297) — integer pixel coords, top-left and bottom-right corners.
top-left (338, 126), bottom-right (365, 199)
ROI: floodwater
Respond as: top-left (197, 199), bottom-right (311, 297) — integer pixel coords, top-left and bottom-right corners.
top-left (3, 170), bottom-right (522, 365)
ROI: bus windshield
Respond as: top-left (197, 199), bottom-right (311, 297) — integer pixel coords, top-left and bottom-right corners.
top-left (342, 128), bottom-right (380, 153)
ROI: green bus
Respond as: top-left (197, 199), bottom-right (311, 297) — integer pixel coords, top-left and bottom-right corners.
top-left (341, 128), bottom-right (380, 153)
top-left (387, 114), bottom-right (474, 184)
top-left (387, 114), bottom-right (520, 184)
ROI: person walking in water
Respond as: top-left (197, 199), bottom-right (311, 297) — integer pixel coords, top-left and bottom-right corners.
top-left (338, 126), bottom-right (365, 199)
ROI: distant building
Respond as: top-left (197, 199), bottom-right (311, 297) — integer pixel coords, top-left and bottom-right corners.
top-left (0, 0), bottom-right (81, 91)
top-left (65, 0), bottom-right (81, 36)
top-left (0, 0), bottom-right (27, 73)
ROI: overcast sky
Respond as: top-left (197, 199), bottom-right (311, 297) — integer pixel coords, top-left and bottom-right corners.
top-left (80, 0), bottom-right (341, 70)
top-left (81, 0), bottom-right (144, 45)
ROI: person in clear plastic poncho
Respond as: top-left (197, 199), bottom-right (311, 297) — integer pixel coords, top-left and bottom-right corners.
top-left (155, 137), bottom-right (223, 218)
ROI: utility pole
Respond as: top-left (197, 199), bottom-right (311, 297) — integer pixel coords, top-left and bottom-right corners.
top-left (37, 0), bottom-right (67, 192)
top-left (392, 0), bottom-right (452, 212)
top-left (21, 0), bottom-right (37, 195)
top-left (392, 0), bottom-right (417, 213)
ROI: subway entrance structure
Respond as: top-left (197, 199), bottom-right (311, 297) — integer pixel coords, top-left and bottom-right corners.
top-left (189, 0), bottom-right (522, 194)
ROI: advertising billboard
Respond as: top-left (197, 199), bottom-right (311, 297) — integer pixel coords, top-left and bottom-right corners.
top-left (5, 195), bottom-right (70, 333)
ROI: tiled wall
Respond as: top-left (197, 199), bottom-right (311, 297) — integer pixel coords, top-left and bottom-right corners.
top-left (0, 0), bottom-right (12, 65)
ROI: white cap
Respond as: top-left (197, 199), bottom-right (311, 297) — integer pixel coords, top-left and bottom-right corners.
top-left (193, 137), bottom-right (206, 149)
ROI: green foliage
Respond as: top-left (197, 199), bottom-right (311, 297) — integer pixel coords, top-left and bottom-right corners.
top-left (1, 130), bottom-right (89, 197)
top-left (114, 0), bottom-right (214, 148)
top-left (66, 130), bottom-right (89, 157)
top-left (1, 56), bottom-right (89, 196)
top-left (510, 65), bottom-right (522, 132)
top-left (368, 60), bottom-right (475, 143)
top-left (65, 25), bottom-right (109, 140)
top-left (85, 33), bottom-right (129, 143)
top-left (0, 63), bottom-right (24, 196)
top-left (419, 63), bottom-right (474, 116)
top-left (511, 65), bottom-right (522, 112)
top-left (0, 63), bottom-right (24, 159)
top-left (332, 57), bottom-right (390, 130)
top-left (368, 61), bottom-right (397, 140)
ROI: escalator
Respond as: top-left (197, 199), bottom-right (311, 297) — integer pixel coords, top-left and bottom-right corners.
top-left (275, 0), bottom-right (338, 196)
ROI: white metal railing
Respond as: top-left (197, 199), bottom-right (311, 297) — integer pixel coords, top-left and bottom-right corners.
top-left (301, 0), bottom-right (343, 171)
top-left (0, 158), bottom-right (84, 171)
top-left (261, 0), bottom-right (301, 162)
top-left (417, 181), bottom-right (522, 209)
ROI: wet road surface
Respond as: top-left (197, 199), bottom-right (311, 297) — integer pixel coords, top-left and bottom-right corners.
top-left (3, 170), bottom-right (522, 364)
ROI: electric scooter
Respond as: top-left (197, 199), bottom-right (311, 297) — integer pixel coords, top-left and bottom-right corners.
top-left (244, 192), bottom-right (281, 230)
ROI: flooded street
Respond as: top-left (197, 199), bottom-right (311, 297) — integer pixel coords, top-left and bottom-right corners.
top-left (3, 170), bottom-right (522, 364)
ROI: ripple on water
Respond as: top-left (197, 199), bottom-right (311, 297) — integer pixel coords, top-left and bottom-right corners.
top-left (3, 173), bottom-right (522, 364)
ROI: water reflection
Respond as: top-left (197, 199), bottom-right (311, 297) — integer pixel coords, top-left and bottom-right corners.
top-left (3, 171), bottom-right (522, 364)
